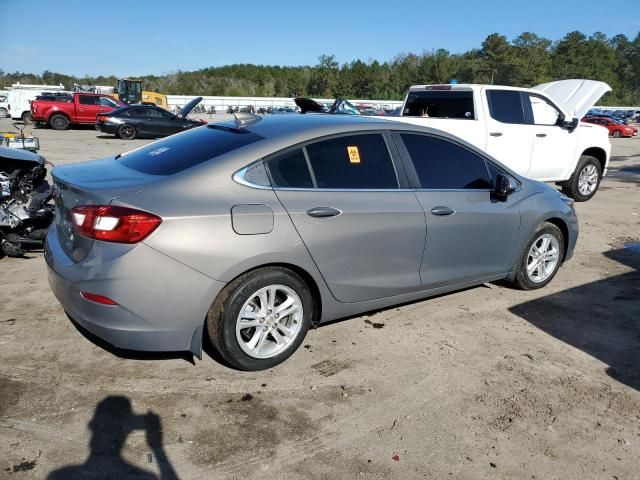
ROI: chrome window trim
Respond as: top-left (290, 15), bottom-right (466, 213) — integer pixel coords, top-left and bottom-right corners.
top-left (232, 166), bottom-right (273, 190)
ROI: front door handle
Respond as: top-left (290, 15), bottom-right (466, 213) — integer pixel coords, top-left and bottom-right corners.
top-left (490, 132), bottom-right (503, 137)
top-left (536, 133), bottom-right (547, 138)
top-left (430, 206), bottom-right (456, 216)
top-left (307, 206), bottom-right (342, 218)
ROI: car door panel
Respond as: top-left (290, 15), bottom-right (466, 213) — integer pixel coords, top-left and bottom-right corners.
top-left (414, 190), bottom-right (521, 287)
top-left (275, 190), bottom-right (426, 303)
top-left (393, 132), bottom-right (522, 288)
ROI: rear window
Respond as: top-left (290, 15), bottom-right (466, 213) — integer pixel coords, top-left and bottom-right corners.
top-left (486, 90), bottom-right (526, 124)
top-left (119, 125), bottom-right (263, 175)
top-left (403, 90), bottom-right (474, 119)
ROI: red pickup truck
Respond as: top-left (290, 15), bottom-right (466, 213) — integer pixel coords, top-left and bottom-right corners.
top-left (31, 93), bottom-right (123, 130)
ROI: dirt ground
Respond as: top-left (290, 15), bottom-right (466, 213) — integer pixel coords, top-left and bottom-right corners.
top-left (1, 117), bottom-right (639, 480)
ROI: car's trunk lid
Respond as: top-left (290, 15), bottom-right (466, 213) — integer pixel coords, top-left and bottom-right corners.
top-left (52, 157), bottom-right (164, 262)
top-left (533, 79), bottom-right (611, 119)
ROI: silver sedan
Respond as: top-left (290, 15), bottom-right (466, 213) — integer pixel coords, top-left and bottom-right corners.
top-left (46, 114), bottom-right (578, 370)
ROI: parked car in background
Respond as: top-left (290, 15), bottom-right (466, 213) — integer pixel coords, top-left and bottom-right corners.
top-left (386, 79), bottom-right (612, 201)
top-left (31, 93), bottom-right (123, 130)
top-left (582, 116), bottom-right (638, 137)
top-left (95, 97), bottom-right (205, 139)
top-left (46, 114), bottom-right (577, 370)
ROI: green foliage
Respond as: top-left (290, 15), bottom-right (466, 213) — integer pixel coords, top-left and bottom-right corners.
top-left (2, 30), bottom-right (639, 104)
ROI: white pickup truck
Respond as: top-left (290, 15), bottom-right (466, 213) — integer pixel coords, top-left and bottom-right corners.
top-left (387, 79), bottom-right (612, 201)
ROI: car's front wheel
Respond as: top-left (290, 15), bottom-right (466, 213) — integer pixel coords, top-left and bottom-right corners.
top-left (513, 222), bottom-right (565, 290)
top-left (612, 130), bottom-right (622, 138)
top-left (117, 124), bottom-right (137, 140)
top-left (206, 267), bottom-right (313, 370)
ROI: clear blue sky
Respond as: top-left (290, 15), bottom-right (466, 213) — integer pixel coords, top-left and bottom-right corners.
top-left (1, 0), bottom-right (638, 77)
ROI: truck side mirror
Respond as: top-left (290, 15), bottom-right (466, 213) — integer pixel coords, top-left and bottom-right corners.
top-left (562, 116), bottom-right (579, 131)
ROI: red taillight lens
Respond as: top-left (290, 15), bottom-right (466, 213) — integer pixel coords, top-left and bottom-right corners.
top-left (96, 115), bottom-right (109, 123)
top-left (71, 205), bottom-right (161, 243)
top-left (80, 291), bottom-right (118, 305)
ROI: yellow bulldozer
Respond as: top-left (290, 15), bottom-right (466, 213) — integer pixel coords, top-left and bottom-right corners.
top-left (114, 79), bottom-right (168, 110)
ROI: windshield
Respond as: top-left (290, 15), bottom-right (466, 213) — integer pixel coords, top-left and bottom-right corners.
top-left (118, 125), bottom-right (263, 175)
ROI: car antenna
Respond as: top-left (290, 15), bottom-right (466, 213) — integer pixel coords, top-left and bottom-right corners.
top-left (233, 112), bottom-right (261, 128)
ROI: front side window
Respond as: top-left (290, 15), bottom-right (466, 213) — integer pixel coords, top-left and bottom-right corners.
top-left (400, 133), bottom-right (492, 189)
top-left (486, 90), bottom-right (526, 124)
top-left (78, 95), bottom-right (100, 106)
top-left (527, 94), bottom-right (561, 126)
top-left (267, 148), bottom-right (313, 188)
top-left (99, 97), bottom-right (119, 108)
top-left (305, 134), bottom-right (397, 189)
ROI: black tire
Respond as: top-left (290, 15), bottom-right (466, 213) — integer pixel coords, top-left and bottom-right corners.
top-left (0, 108), bottom-right (8, 118)
top-left (612, 129), bottom-right (621, 138)
top-left (117, 124), bottom-right (136, 140)
top-left (561, 155), bottom-right (602, 202)
top-left (49, 114), bottom-right (70, 130)
top-left (513, 222), bottom-right (565, 291)
top-left (206, 267), bottom-right (313, 370)
top-left (21, 112), bottom-right (33, 124)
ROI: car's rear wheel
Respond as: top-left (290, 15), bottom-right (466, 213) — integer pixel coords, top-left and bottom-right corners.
top-left (0, 108), bottom-right (8, 118)
top-left (49, 114), bottom-right (70, 130)
top-left (21, 112), bottom-right (33, 124)
top-left (513, 222), bottom-right (564, 290)
top-left (117, 124), bottom-right (136, 140)
top-left (612, 130), bottom-right (622, 138)
top-left (206, 267), bottom-right (313, 370)
top-left (562, 155), bottom-right (602, 202)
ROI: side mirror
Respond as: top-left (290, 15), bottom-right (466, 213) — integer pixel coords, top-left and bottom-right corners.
top-left (562, 116), bottom-right (579, 131)
top-left (494, 173), bottom-right (517, 199)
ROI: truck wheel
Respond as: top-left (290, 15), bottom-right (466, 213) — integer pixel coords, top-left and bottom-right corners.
top-left (21, 112), bottom-right (33, 124)
top-left (0, 108), bottom-right (8, 118)
top-left (117, 124), bottom-right (136, 140)
top-left (562, 155), bottom-right (602, 202)
top-left (49, 114), bottom-right (70, 131)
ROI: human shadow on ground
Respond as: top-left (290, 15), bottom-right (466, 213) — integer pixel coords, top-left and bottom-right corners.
top-left (47, 396), bottom-right (179, 480)
top-left (510, 248), bottom-right (640, 391)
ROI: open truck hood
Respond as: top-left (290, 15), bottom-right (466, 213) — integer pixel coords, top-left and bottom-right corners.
top-left (533, 79), bottom-right (611, 119)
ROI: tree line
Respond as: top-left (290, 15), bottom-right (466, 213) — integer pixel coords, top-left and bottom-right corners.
top-left (2, 30), bottom-right (639, 105)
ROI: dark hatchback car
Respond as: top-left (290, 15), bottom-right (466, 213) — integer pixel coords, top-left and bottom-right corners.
top-left (96, 97), bottom-right (205, 140)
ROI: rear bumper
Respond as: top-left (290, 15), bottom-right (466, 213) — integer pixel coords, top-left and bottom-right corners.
top-left (95, 122), bottom-right (118, 134)
top-left (45, 224), bottom-right (225, 354)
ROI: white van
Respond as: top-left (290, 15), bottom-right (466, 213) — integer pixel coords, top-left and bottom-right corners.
top-left (7, 84), bottom-right (66, 122)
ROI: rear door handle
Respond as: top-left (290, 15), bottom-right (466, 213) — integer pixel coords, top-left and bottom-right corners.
top-left (307, 207), bottom-right (342, 218)
top-left (490, 132), bottom-right (503, 137)
top-left (430, 206), bottom-right (456, 216)
top-left (536, 133), bottom-right (547, 138)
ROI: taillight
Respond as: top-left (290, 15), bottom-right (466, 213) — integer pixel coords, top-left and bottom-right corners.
top-left (96, 115), bottom-right (109, 123)
top-left (71, 205), bottom-right (161, 243)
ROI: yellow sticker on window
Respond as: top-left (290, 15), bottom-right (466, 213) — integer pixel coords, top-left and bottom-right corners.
top-left (347, 146), bottom-right (361, 163)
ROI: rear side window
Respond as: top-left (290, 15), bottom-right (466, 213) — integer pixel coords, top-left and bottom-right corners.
top-left (403, 90), bottom-right (474, 119)
top-left (267, 148), bottom-right (313, 188)
top-left (119, 125), bottom-right (263, 175)
top-left (487, 90), bottom-right (526, 124)
top-left (78, 95), bottom-right (100, 105)
top-left (400, 134), bottom-right (491, 189)
top-left (305, 134), bottom-right (397, 189)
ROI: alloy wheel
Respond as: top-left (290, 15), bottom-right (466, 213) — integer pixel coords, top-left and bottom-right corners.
top-left (578, 164), bottom-right (599, 196)
top-left (526, 233), bottom-right (560, 283)
top-left (235, 284), bottom-right (304, 359)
